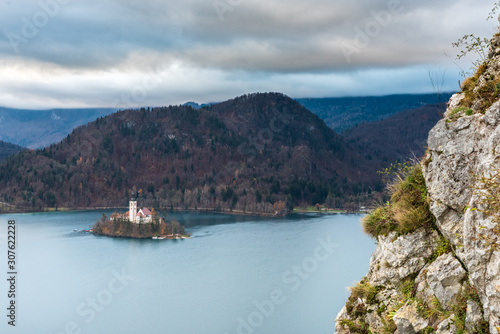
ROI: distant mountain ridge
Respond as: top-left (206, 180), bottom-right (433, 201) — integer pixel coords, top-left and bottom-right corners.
top-left (0, 140), bottom-right (24, 162)
top-left (0, 93), bottom-right (450, 214)
top-left (0, 93), bottom-right (375, 214)
top-left (0, 107), bottom-right (116, 149)
top-left (296, 93), bottom-right (453, 132)
top-left (343, 103), bottom-right (445, 171)
top-left (0, 93), bottom-right (451, 150)
top-left (182, 101), bottom-right (214, 109)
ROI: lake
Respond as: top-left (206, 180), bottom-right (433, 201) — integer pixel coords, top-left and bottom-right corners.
top-left (0, 210), bottom-right (375, 334)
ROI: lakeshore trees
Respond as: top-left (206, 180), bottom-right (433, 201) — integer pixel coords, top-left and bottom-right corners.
top-left (93, 214), bottom-right (186, 239)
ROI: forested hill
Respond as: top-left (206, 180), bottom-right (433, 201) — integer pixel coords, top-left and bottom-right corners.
top-left (0, 93), bottom-right (377, 214)
top-left (297, 93), bottom-right (453, 132)
top-left (0, 140), bottom-right (24, 162)
top-left (343, 103), bottom-right (445, 171)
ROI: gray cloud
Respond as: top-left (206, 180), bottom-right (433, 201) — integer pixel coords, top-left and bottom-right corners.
top-left (0, 0), bottom-right (496, 108)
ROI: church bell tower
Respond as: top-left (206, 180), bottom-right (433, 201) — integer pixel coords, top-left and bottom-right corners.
top-left (129, 199), bottom-right (137, 223)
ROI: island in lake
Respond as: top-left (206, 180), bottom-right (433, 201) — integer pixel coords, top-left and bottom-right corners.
top-left (92, 199), bottom-right (189, 239)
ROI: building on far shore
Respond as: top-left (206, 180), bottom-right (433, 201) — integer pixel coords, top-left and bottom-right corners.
top-left (111, 199), bottom-right (154, 224)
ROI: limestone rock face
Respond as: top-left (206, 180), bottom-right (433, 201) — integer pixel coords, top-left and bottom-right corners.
top-left (393, 302), bottom-right (428, 334)
top-left (425, 97), bottom-right (500, 333)
top-left (334, 306), bottom-right (350, 334)
top-left (424, 253), bottom-right (467, 308)
top-left (336, 33), bottom-right (500, 334)
top-left (436, 316), bottom-right (457, 334)
top-left (368, 229), bottom-right (439, 285)
top-left (466, 299), bottom-right (485, 332)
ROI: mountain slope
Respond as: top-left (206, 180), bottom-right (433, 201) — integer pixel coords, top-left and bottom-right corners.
top-left (0, 93), bottom-right (376, 214)
top-left (0, 140), bottom-right (25, 162)
top-left (297, 93), bottom-right (452, 132)
top-left (343, 103), bottom-right (445, 169)
top-left (0, 107), bottom-right (116, 149)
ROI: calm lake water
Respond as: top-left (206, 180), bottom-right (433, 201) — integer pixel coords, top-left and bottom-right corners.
top-left (0, 211), bottom-right (375, 334)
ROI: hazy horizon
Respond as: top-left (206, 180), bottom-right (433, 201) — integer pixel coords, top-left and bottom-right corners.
top-left (0, 90), bottom-right (456, 111)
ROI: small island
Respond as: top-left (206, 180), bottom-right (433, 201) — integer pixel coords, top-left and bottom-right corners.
top-left (92, 199), bottom-right (190, 239)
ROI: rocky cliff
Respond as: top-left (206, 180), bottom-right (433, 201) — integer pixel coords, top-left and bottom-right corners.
top-left (335, 33), bottom-right (500, 334)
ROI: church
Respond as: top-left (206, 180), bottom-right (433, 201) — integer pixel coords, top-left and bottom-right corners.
top-left (112, 200), bottom-right (153, 224)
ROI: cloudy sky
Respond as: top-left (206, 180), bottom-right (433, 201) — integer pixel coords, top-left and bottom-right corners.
top-left (0, 0), bottom-right (497, 109)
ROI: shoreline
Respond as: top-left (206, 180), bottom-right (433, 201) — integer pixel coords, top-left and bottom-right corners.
top-left (0, 205), bottom-right (369, 217)
top-left (0, 205), bottom-right (284, 217)
top-left (92, 230), bottom-right (191, 240)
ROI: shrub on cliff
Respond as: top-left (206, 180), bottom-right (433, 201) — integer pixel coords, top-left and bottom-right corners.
top-left (472, 168), bottom-right (500, 253)
top-left (363, 163), bottom-right (435, 238)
